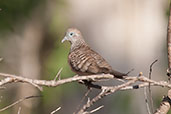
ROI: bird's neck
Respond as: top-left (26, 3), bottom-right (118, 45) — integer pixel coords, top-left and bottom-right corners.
top-left (70, 39), bottom-right (88, 52)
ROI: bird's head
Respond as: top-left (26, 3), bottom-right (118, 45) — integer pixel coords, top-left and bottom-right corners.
top-left (61, 28), bottom-right (84, 44)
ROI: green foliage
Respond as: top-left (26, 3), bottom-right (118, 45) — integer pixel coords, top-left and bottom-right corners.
top-left (0, 0), bottom-right (44, 32)
top-left (44, 43), bottom-right (75, 80)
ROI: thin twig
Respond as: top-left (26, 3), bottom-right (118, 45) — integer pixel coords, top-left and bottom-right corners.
top-left (0, 95), bottom-right (41, 112)
top-left (148, 59), bottom-right (157, 113)
top-left (17, 107), bottom-right (21, 114)
top-left (144, 87), bottom-right (152, 114)
top-left (126, 68), bottom-right (134, 75)
top-left (120, 82), bottom-right (165, 91)
top-left (88, 105), bottom-right (104, 114)
top-left (54, 68), bottom-right (63, 81)
top-left (50, 107), bottom-right (61, 114)
top-left (149, 59), bottom-right (158, 79)
top-left (74, 88), bottom-right (92, 114)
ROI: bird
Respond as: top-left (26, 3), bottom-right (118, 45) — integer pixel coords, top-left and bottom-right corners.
top-left (61, 28), bottom-right (127, 79)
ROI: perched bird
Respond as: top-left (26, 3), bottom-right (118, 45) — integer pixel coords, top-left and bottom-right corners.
top-left (62, 28), bottom-right (127, 79)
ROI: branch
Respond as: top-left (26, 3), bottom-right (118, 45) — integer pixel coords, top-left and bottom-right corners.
top-left (1, 72), bottom-right (171, 113)
top-left (155, 1), bottom-right (171, 114)
top-left (77, 78), bottom-right (138, 114)
top-left (154, 90), bottom-right (171, 114)
top-left (167, 0), bottom-right (171, 72)
top-left (0, 73), bottom-right (171, 90)
top-left (0, 73), bottom-right (114, 87)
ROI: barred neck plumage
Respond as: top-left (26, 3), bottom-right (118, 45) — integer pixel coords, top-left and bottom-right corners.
top-left (70, 39), bottom-right (88, 52)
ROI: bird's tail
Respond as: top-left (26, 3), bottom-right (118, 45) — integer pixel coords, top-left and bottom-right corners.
top-left (110, 70), bottom-right (128, 79)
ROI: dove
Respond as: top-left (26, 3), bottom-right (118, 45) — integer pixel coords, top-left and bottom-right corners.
top-left (62, 28), bottom-right (127, 78)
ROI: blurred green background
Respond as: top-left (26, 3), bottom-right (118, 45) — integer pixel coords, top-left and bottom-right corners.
top-left (0, 0), bottom-right (170, 114)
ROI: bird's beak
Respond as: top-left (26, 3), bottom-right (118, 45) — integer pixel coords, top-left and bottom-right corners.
top-left (61, 36), bottom-right (68, 43)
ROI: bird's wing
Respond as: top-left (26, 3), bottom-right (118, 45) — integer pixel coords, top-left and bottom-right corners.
top-left (88, 48), bottom-right (113, 73)
top-left (68, 45), bottom-right (113, 75)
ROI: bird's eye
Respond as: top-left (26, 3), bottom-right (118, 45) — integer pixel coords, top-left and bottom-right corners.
top-left (69, 32), bottom-right (74, 37)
